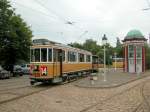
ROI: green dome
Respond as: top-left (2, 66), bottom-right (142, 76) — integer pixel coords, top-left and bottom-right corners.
top-left (125, 29), bottom-right (144, 40)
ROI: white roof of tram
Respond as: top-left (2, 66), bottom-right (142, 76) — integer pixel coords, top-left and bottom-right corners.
top-left (32, 39), bottom-right (92, 55)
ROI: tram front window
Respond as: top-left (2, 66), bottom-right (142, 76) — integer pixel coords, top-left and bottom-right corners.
top-left (35, 49), bottom-right (40, 62)
top-left (48, 48), bottom-right (52, 62)
top-left (41, 48), bottom-right (47, 62)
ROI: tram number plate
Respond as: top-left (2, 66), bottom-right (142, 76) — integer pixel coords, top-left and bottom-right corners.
top-left (40, 66), bottom-right (47, 76)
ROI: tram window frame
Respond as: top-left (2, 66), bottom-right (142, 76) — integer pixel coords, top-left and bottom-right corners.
top-left (68, 51), bottom-right (77, 62)
top-left (34, 48), bottom-right (40, 62)
top-left (86, 55), bottom-right (91, 62)
top-left (53, 49), bottom-right (65, 62)
top-left (62, 50), bottom-right (65, 62)
top-left (53, 49), bottom-right (57, 62)
top-left (78, 53), bottom-right (85, 62)
top-left (92, 56), bottom-right (98, 64)
top-left (41, 48), bottom-right (47, 62)
top-left (48, 48), bottom-right (52, 62)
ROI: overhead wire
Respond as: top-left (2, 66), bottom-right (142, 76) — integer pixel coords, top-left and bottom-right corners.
top-left (11, 1), bottom-right (69, 31)
top-left (11, 1), bottom-right (58, 24)
top-left (34, 0), bottom-right (67, 22)
top-left (34, 0), bottom-right (88, 31)
top-left (11, 0), bottom-right (89, 42)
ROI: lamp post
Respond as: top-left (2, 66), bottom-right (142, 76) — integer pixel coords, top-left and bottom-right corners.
top-left (102, 34), bottom-right (107, 81)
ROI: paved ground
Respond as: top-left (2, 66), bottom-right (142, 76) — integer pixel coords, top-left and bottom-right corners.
top-left (0, 72), bottom-right (150, 112)
top-left (0, 75), bottom-right (53, 104)
top-left (74, 69), bottom-right (150, 88)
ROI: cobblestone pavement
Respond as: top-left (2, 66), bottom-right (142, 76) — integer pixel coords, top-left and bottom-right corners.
top-left (0, 75), bottom-right (53, 104)
top-left (135, 81), bottom-right (150, 112)
top-left (0, 74), bottom-right (150, 112)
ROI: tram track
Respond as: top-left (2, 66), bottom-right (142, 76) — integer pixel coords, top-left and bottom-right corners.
top-left (2, 76), bottom-right (150, 111)
top-left (80, 78), bottom-right (150, 112)
top-left (131, 83), bottom-right (145, 112)
top-left (0, 76), bottom-right (29, 83)
top-left (0, 86), bottom-right (54, 105)
top-left (142, 83), bottom-right (150, 112)
top-left (0, 78), bottom-right (29, 85)
top-left (131, 80), bottom-right (150, 112)
top-left (0, 85), bottom-right (31, 93)
top-left (0, 82), bottom-right (29, 88)
top-left (0, 77), bottom-right (80, 105)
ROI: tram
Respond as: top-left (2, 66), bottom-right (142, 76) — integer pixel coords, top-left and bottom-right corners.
top-left (30, 39), bottom-right (98, 85)
top-left (112, 58), bottom-right (123, 68)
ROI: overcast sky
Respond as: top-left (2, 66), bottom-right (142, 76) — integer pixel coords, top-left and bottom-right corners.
top-left (10, 0), bottom-right (150, 46)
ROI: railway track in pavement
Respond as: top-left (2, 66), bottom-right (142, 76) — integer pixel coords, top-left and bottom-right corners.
top-left (133, 81), bottom-right (150, 112)
top-left (80, 77), bottom-right (150, 112)
top-left (0, 76), bottom-right (80, 105)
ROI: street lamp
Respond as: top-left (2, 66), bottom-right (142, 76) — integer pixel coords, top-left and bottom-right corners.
top-left (102, 34), bottom-right (107, 81)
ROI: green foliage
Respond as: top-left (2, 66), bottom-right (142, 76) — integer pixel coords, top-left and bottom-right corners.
top-left (114, 37), bottom-right (123, 58)
top-left (145, 44), bottom-right (150, 70)
top-left (83, 39), bottom-right (100, 55)
top-left (0, 0), bottom-right (32, 71)
top-left (68, 42), bottom-right (83, 49)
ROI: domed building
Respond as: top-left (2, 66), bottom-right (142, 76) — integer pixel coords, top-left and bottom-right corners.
top-left (122, 29), bottom-right (147, 73)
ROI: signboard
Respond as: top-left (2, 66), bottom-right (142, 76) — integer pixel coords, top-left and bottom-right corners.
top-left (40, 66), bottom-right (47, 76)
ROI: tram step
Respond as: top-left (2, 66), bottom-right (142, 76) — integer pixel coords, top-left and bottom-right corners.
top-left (52, 77), bottom-right (62, 83)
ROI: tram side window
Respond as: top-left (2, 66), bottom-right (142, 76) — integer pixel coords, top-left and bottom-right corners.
top-left (62, 50), bottom-right (65, 62)
top-left (48, 48), bottom-right (52, 62)
top-left (41, 48), bottom-right (47, 62)
top-left (34, 49), bottom-right (40, 62)
top-left (53, 49), bottom-right (65, 62)
top-left (53, 49), bottom-right (57, 62)
top-left (86, 55), bottom-right (91, 62)
top-left (79, 53), bottom-right (85, 62)
top-left (92, 56), bottom-right (98, 64)
top-left (68, 51), bottom-right (77, 62)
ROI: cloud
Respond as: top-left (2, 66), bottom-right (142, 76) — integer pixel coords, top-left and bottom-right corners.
top-left (10, 0), bottom-right (150, 46)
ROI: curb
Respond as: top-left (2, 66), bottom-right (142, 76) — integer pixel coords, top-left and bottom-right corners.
top-left (73, 75), bottom-right (150, 89)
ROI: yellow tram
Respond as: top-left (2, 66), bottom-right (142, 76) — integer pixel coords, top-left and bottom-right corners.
top-left (112, 58), bottom-right (123, 68)
top-left (30, 39), bottom-right (98, 85)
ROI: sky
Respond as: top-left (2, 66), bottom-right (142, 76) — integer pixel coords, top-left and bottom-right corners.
top-left (10, 0), bottom-right (150, 46)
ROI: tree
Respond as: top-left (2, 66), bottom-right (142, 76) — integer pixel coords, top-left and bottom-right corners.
top-left (116, 37), bottom-right (121, 47)
top-left (145, 44), bottom-right (150, 70)
top-left (114, 37), bottom-right (123, 58)
top-left (0, 0), bottom-right (32, 72)
top-left (83, 39), bottom-right (100, 55)
top-left (68, 42), bottom-right (83, 49)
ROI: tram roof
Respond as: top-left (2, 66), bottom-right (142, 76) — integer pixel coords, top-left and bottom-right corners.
top-left (32, 39), bottom-right (92, 55)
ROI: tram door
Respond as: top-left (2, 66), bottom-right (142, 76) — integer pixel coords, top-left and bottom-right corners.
top-left (53, 49), bottom-right (63, 77)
